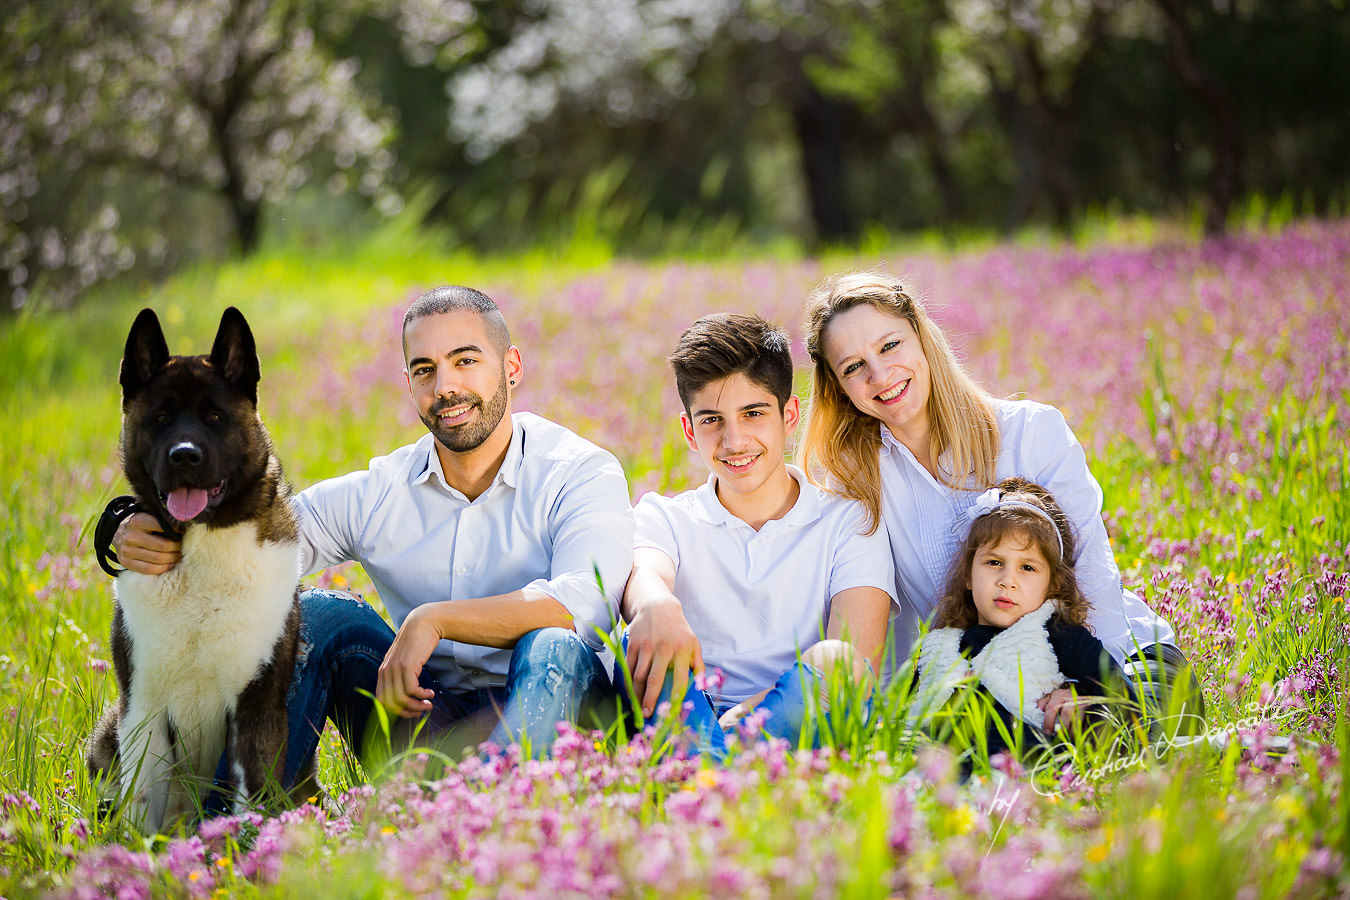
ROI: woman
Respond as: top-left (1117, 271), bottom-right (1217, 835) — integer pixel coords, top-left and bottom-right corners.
top-left (799, 272), bottom-right (1200, 733)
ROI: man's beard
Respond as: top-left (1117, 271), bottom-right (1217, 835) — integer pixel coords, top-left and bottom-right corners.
top-left (421, 369), bottom-right (510, 453)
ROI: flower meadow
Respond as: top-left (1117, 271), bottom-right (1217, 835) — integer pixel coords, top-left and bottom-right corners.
top-left (1, 220), bottom-right (1348, 898)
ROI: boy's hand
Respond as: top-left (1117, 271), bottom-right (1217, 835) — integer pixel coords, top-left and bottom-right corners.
top-left (114, 512), bottom-right (183, 574)
top-left (625, 593), bottom-right (703, 719)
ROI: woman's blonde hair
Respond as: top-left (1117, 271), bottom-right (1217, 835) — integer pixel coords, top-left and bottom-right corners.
top-left (800, 272), bottom-right (999, 533)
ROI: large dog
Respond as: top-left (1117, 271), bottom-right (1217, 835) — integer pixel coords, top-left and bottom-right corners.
top-left (87, 307), bottom-right (310, 832)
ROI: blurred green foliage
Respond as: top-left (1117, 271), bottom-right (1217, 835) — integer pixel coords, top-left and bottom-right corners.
top-left (4, 0), bottom-right (1350, 312)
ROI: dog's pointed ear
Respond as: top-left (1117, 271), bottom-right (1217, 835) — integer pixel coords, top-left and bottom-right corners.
top-left (210, 307), bottom-right (260, 405)
top-left (120, 308), bottom-right (170, 403)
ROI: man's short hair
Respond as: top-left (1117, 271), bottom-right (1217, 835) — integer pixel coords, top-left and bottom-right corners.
top-left (669, 313), bottom-right (795, 413)
top-left (402, 285), bottom-right (512, 355)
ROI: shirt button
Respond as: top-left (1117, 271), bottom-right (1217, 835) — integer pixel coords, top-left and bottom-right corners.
top-left (456, 564), bottom-right (469, 575)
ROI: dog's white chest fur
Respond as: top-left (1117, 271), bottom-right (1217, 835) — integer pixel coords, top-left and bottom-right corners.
top-left (115, 523), bottom-right (300, 745)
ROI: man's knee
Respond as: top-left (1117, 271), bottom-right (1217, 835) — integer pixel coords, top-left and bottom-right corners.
top-left (298, 589), bottom-right (391, 649)
top-left (511, 627), bottom-right (601, 684)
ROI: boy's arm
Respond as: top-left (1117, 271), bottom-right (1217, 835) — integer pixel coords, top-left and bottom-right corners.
top-left (621, 547), bottom-right (703, 719)
top-left (825, 586), bottom-right (892, 677)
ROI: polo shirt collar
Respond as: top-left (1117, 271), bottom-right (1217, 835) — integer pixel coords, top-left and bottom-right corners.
top-left (692, 464), bottom-right (822, 528)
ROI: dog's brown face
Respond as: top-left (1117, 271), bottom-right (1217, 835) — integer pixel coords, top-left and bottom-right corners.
top-left (119, 308), bottom-right (275, 531)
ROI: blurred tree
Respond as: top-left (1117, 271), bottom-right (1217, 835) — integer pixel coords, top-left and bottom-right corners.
top-left (1151, 0), bottom-right (1241, 235)
top-left (441, 0), bottom-right (873, 244)
top-left (804, 0), bottom-right (964, 222)
top-left (0, 0), bottom-right (430, 310)
top-left (939, 0), bottom-right (1120, 229)
top-left (6, 0), bottom-right (1348, 308)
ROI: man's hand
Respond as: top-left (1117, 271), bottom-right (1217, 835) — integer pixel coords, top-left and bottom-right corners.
top-left (114, 513), bottom-right (183, 575)
top-left (376, 605), bottom-right (440, 719)
top-left (624, 593), bottom-right (703, 719)
top-left (1038, 686), bottom-right (1086, 735)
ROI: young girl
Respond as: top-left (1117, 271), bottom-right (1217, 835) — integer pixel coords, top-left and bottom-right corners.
top-left (909, 477), bottom-right (1122, 758)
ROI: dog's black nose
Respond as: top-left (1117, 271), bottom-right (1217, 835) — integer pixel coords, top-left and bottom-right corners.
top-left (169, 442), bottom-right (204, 468)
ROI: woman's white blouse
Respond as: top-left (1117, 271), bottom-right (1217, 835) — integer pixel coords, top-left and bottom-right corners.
top-left (880, 398), bottom-right (1175, 674)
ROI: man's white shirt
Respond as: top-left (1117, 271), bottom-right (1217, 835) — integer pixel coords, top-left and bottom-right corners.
top-left (294, 412), bottom-right (634, 691)
top-left (634, 466), bottom-right (895, 705)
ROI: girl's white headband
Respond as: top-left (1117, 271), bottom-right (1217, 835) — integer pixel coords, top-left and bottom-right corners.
top-left (962, 487), bottom-right (1065, 559)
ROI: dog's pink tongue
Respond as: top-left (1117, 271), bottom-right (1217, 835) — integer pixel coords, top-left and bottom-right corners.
top-left (166, 488), bottom-right (209, 522)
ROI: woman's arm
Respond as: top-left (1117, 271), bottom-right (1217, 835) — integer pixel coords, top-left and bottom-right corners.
top-left (1015, 402), bottom-right (1176, 657)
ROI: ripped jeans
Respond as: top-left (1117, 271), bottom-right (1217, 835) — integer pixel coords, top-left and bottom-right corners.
top-left (617, 633), bottom-right (842, 762)
top-left (275, 589), bottom-right (616, 784)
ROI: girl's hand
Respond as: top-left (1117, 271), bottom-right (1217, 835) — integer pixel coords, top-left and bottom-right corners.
top-left (1038, 687), bottom-right (1084, 735)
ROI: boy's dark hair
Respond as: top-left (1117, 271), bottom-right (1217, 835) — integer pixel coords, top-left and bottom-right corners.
top-left (669, 313), bottom-right (795, 413)
top-left (402, 285), bottom-right (511, 355)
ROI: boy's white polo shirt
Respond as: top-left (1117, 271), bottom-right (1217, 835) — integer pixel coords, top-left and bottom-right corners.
top-left (634, 465), bottom-right (895, 705)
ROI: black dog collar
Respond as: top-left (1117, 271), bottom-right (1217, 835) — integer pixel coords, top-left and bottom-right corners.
top-left (94, 495), bottom-right (141, 577)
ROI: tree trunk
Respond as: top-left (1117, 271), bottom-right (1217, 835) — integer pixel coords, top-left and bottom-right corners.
top-left (209, 107), bottom-right (262, 256)
top-left (227, 190), bottom-right (262, 256)
top-left (788, 74), bottom-right (853, 244)
top-left (1156, 0), bottom-right (1242, 236)
top-left (898, 65), bottom-right (963, 222)
top-left (991, 82), bottom-right (1041, 231)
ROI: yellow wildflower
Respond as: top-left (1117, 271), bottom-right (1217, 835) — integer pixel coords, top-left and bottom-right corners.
top-left (1273, 794), bottom-right (1301, 820)
top-left (1274, 837), bottom-right (1307, 864)
top-left (946, 805), bottom-right (977, 835)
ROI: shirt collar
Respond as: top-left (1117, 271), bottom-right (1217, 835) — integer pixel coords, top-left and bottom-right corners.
top-left (880, 421), bottom-right (963, 490)
top-left (410, 413), bottom-right (525, 495)
top-left (691, 464), bottom-right (821, 528)
top-left (879, 422), bottom-right (900, 457)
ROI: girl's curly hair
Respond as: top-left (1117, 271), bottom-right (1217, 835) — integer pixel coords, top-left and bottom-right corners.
top-left (931, 477), bottom-right (1092, 630)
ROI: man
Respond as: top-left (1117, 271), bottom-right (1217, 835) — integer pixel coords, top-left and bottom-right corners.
top-left (101, 285), bottom-right (633, 771)
top-left (621, 313), bottom-right (893, 752)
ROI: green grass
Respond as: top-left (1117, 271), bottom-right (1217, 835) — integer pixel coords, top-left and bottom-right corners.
top-left (1, 221), bottom-right (1346, 898)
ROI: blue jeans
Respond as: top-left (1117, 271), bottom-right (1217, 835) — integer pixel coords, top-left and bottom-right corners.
top-left (215, 589), bottom-right (616, 799)
top-left (618, 635), bottom-right (828, 761)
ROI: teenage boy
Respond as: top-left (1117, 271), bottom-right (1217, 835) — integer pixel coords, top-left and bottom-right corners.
top-left (100, 286), bottom-right (633, 769)
top-left (621, 313), bottom-right (894, 749)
